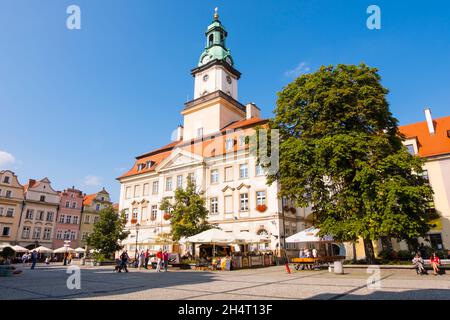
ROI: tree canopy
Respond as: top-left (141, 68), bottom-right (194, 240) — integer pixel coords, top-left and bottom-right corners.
top-left (86, 206), bottom-right (129, 258)
top-left (160, 179), bottom-right (213, 241)
top-left (267, 64), bottom-right (435, 261)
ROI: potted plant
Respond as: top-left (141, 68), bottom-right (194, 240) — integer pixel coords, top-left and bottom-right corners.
top-left (283, 206), bottom-right (290, 212)
top-left (163, 212), bottom-right (171, 220)
top-left (130, 218), bottom-right (138, 224)
top-left (256, 204), bottom-right (267, 213)
top-left (93, 252), bottom-right (106, 266)
top-left (289, 207), bottom-right (296, 214)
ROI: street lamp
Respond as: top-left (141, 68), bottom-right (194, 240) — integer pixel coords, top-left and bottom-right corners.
top-left (135, 223), bottom-right (140, 260)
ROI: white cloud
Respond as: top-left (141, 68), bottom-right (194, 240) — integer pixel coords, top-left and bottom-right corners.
top-left (83, 175), bottom-right (102, 186)
top-left (285, 61), bottom-right (311, 78)
top-left (0, 150), bottom-right (15, 168)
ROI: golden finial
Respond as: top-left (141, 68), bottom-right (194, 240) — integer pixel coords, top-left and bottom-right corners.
top-left (214, 7), bottom-right (219, 20)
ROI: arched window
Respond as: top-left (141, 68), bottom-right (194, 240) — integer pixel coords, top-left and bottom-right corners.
top-left (208, 34), bottom-right (214, 46)
top-left (257, 229), bottom-right (268, 236)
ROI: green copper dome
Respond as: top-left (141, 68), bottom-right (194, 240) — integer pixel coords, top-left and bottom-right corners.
top-left (198, 9), bottom-right (234, 67)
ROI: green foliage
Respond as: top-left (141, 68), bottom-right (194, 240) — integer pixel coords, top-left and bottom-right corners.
top-left (268, 64), bottom-right (435, 260)
top-left (86, 206), bottom-right (130, 258)
top-left (160, 179), bottom-right (213, 241)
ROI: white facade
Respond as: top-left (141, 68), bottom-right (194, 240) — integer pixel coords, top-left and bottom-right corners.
top-left (194, 64), bottom-right (238, 100)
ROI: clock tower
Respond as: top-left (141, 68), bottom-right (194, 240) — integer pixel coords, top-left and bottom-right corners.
top-left (192, 8), bottom-right (241, 100)
top-left (181, 9), bottom-right (247, 141)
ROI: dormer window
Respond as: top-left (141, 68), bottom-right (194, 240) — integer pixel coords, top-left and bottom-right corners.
top-left (137, 163), bottom-right (144, 171)
top-left (146, 161), bottom-right (154, 168)
top-left (3, 176), bottom-right (10, 184)
top-left (406, 144), bottom-right (415, 155)
top-left (40, 195), bottom-right (46, 202)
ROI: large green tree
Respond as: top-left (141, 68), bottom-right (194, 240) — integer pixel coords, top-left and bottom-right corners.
top-left (160, 179), bottom-right (213, 241)
top-left (86, 206), bottom-right (129, 259)
top-left (266, 64), bottom-right (434, 262)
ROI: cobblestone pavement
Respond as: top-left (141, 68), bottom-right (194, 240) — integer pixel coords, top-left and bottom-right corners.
top-left (1, 264), bottom-right (450, 300)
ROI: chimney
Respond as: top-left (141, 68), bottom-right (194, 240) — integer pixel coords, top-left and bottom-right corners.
top-left (246, 103), bottom-right (261, 120)
top-left (176, 125), bottom-right (184, 141)
top-left (424, 107), bottom-right (435, 135)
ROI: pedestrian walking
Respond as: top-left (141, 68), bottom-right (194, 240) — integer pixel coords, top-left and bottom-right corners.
top-left (156, 249), bottom-right (163, 272)
top-left (119, 250), bottom-right (130, 273)
top-left (138, 250), bottom-right (145, 270)
top-left (163, 250), bottom-right (169, 272)
top-left (67, 252), bottom-right (73, 265)
top-left (144, 249), bottom-right (150, 269)
top-left (22, 253), bottom-right (28, 266)
top-left (63, 251), bottom-right (68, 266)
top-left (30, 250), bottom-right (38, 270)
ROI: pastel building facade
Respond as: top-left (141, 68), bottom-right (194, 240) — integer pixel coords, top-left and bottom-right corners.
top-left (17, 178), bottom-right (59, 249)
top-left (0, 170), bottom-right (24, 243)
top-left (53, 187), bottom-right (84, 249)
top-left (399, 111), bottom-right (450, 250)
top-left (79, 188), bottom-right (112, 247)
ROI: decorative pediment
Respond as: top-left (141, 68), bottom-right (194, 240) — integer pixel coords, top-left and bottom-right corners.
top-left (236, 183), bottom-right (251, 190)
top-left (221, 185), bottom-right (235, 192)
top-left (155, 149), bottom-right (204, 172)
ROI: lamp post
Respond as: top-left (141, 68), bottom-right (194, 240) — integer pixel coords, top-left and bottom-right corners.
top-left (135, 223), bottom-right (140, 260)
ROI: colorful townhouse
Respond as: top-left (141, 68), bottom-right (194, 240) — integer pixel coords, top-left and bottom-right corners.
top-left (17, 178), bottom-right (59, 249)
top-left (399, 110), bottom-right (450, 250)
top-left (0, 170), bottom-right (24, 244)
top-left (79, 188), bottom-right (112, 248)
top-left (53, 187), bottom-right (84, 249)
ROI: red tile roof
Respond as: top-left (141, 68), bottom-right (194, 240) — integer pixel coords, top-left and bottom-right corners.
top-left (117, 117), bottom-right (268, 180)
top-left (83, 194), bottom-right (97, 206)
top-left (399, 115), bottom-right (450, 158)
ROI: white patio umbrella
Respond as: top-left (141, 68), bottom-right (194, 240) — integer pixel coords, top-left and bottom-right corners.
top-left (34, 246), bottom-right (53, 253)
top-left (0, 242), bottom-right (13, 251)
top-left (74, 247), bottom-right (86, 253)
top-left (184, 229), bottom-right (235, 244)
top-left (53, 247), bottom-right (75, 253)
top-left (183, 229), bottom-right (235, 257)
top-left (285, 227), bottom-right (334, 243)
top-left (12, 245), bottom-right (29, 253)
top-left (233, 231), bottom-right (270, 244)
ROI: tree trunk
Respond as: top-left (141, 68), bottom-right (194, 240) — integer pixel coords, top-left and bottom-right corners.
top-left (352, 242), bottom-right (357, 263)
top-left (363, 238), bottom-right (376, 264)
top-left (381, 236), bottom-right (393, 251)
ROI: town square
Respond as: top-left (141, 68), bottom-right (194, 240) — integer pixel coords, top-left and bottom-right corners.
top-left (1, 1), bottom-right (450, 308)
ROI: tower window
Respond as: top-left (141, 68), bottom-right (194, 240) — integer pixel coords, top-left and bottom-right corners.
top-left (208, 34), bottom-right (214, 46)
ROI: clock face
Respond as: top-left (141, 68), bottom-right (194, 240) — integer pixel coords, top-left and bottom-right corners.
top-left (226, 76), bottom-right (232, 84)
top-left (202, 55), bottom-right (211, 64)
top-left (203, 74), bottom-right (209, 82)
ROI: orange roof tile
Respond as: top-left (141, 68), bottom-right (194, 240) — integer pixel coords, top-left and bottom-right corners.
top-left (117, 117), bottom-right (268, 180)
top-left (83, 194), bottom-right (97, 206)
top-left (399, 115), bottom-right (450, 158)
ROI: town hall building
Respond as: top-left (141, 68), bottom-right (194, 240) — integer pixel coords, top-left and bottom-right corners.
top-left (117, 10), bottom-right (310, 256)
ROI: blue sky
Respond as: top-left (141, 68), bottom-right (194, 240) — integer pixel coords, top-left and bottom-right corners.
top-left (1, 0), bottom-right (449, 202)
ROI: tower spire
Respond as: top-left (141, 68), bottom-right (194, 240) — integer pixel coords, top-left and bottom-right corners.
top-left (214, 7), bottom-right (219, 20)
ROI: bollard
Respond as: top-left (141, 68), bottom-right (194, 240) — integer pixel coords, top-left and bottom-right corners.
top-left (334, 261), bottom-right (344, 274)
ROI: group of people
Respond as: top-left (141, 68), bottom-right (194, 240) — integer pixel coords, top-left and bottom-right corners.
top-left (116, 249), bottom-right (170, 273)
top-left (21, 250), bottom-right (38, 269)
top-left (412, 252), bottom-right (442, 276)
top-left (299, 248), bottom-right (318, 258)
